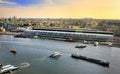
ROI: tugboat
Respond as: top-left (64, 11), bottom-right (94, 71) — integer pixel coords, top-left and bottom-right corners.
top-left (10, 48), bottom-right (17, 54)
top-left (49, 52), bottom-right (61, 59)
top-left (0, 64), bottom-right (3, 67)
top-left (0, 64), bottom-right (19, 73)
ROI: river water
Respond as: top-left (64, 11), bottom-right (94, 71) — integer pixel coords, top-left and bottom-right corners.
top-left (0, 35), bottom-right (120, 74)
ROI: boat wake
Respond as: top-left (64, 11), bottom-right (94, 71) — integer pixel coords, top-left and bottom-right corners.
top-left (0, 41), bottom-right (30, 44)
top-left (19, 62), bottom-right (30, 69)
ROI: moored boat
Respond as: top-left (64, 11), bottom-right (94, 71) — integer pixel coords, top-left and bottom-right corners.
top-left (66, 38), bottom-right (75, 42)
top-left (94, 42), bottom-right (99, 46)
top-left (83, 40), bottom-right (90, 44)
top-left (14, 34), bottom-right (28, 38)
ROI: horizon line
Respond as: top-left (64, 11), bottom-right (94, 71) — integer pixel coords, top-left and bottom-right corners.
top-left (1, 17), bottom-right (120, 20)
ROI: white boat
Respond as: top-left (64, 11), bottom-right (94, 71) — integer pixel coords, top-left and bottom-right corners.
top-left (108, 42), bottom-right (112, 47)
top-left (49, 52), bottom-right (61, 58)
top-left (0, 64), bottom-right (19, 73)
top-left (83, 40), bottom-right (88, 44)
top-left (83, 40), bottom-right (90, 44)
top-left (94, 42), bottom-right (99, 46)
top-left (33, 36), bottom-right (38, 38)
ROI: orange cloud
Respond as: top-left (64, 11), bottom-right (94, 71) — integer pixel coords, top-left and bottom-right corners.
top-left (0, 0), bottom-right (120, 19)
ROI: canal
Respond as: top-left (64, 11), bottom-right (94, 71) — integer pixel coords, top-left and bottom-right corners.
top-left (0, 35), bottom-right (120, 74)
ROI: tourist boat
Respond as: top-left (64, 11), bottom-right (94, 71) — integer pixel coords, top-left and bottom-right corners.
top-left (10, 48), bottom-right (17, 54)
top-left (49, 52), bottom-right (61, 58)
top-left (0, 64), bottom-right (19, 73)
top-left (75, 45), bottom-right (86, 48)
top-left (71, 53), bottom-right (109, 67)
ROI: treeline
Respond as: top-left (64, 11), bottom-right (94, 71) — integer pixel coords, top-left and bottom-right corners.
top-left (0, 18), bottom-right (120, 37)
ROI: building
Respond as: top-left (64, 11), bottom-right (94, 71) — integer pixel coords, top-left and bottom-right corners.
top-left (21, 29), bottom-right (113, 42)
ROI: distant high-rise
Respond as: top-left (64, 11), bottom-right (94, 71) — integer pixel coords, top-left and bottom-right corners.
top-left (13, 16), bottom-right (17, 20)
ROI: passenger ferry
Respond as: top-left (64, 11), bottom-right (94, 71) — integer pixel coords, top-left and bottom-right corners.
top-left (0, 64), bottom-right (19, 73)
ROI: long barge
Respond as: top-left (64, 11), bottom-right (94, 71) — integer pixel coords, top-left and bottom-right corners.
top-left (75, 45), bottom-right (86, 48)
top-left (71, 54), bottom-right (109, 67)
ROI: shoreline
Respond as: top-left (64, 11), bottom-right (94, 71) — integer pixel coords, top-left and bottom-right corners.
top-left (0, 31), bottom-right (120, 48)
top-left (0, 32), bottom-right (19, 35)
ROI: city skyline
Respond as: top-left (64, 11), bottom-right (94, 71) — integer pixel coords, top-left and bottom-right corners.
top-left (0, 0), bottom-right (120, 19)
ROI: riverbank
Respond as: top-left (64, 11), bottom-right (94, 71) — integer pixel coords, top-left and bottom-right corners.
top-left (0, 32), bottom-right (18, 35)
top-left (0, 31), bottom-right (120, 47)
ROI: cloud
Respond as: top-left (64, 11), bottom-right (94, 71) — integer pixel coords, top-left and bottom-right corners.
top-left (45, 0), bottom-right (54, 5)
top-left (41, 0), bottom-right (70, 6)
top-left (0, 0), bottom-right (16, 5)
top-left (0, 0), bottom-right (44, 7)
top-left (6, 0), bottom-right (44, 6)
top-left (0, 0), bottom-right (120, 19)
top-left (0, 0), bottom-right (69, 7)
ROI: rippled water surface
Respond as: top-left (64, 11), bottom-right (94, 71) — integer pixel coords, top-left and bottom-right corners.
top-left (0, 35), bottom-right (120, 74)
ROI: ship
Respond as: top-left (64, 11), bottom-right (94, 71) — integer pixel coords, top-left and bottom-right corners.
top-left (0, 64), bottom-right (19, 73)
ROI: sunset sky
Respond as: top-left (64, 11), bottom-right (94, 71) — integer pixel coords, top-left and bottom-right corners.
top-left (0, 0), bottom-right (120, 19)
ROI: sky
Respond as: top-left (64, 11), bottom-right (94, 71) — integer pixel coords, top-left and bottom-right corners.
top-left (0, 0), bottom-right (120, 19)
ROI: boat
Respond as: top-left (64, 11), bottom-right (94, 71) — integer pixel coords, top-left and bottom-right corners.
top-left (83, 40), bottom-right (90, 44)
top-left (14, 34), bottom-right (28, 38)
top-left (0, 64), bottom-right (19, 73)
top-left (94, 42), bottom-right (99, 46)
top-left (66, 38), bottom-right (75, 42)
top-left (0, 64), bottom-right (3, 67)
top-left (108, 42), bottom-right (113, 47)
top-left (75, 45), bottom-right (86, 48)
top-left (49, 52), bottom-right (61, 58)
top-left (71, 53), bottom-right (109, 67)
top-left (10, 48), bottom-right (17, 54)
